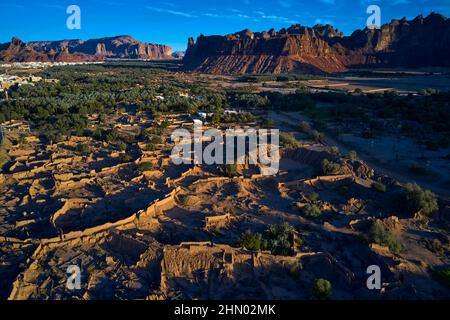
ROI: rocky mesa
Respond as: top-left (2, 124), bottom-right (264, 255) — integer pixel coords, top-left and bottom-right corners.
top-left (183, 13), bottom-right (450, 74)
top-left (0, 35), bottom-right (173, 63)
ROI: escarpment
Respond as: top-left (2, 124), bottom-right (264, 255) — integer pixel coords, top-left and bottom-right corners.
top-left (183, 13), bottom-right (450, 74)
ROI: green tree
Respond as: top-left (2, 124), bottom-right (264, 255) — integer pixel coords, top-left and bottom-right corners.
top-left (347, 150), bottom-right (358, 161)
top-left (76, 143), bottom-right (90, 156)
top-left (371, 182), bottom-right (387, 193)
top-left (403, 183), bottom-right (438, 216)
top-left (222, 164), bottom-right (238, 178)
top-left (370, 220), bottom-right (403, 255)
top-left (322, 159), bottom-right (341, 175)
top-left (137, 162), bottom-right (154, 172)
top-left (302, 204), bottom-right (322, 219)
top-left (280, 132), bottom-right (300, 148)
top-left (237, 230), bottom-right (268, 251)
top-left (265, 223), bottom-right (294, 256)
top-left (313, 279), bottom-right (332, 300)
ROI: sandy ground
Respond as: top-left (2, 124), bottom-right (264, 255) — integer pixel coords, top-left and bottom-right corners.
top-left (1, 113), bottom-right (449, 300)
top-left (269, 111), bottom-right (450, 200)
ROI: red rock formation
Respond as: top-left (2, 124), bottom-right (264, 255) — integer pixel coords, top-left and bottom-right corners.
top-left (0, 36), bottom-right (173, 63)
top-left (183, 13), bottom-right (450, 74)
top-left (70, 36), bottom-right (173, 59)
top-left (0, 37), bottom-right (49, 63)
top-left (183, 27), bottom-right (347, 74)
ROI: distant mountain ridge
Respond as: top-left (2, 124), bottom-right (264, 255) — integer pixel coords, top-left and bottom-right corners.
top-left (0, 35), bottom-right (173, 63)
top-left (183, 12), bottom-right (450, 74)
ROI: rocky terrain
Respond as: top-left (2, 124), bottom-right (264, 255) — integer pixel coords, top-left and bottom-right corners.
top-left (0, 51), bottom-right (449, 301)
top-left (0, 38), bottom-right (51, 63)
top-left (0, 36), bottom-right (173, 63)
top-left (183, 13), bottom-right (450, 74)
top-left (1, 111), bottom-right (449, 300)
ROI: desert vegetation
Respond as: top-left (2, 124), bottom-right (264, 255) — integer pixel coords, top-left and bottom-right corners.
top-left (0, 61), bottom-right (449, 301)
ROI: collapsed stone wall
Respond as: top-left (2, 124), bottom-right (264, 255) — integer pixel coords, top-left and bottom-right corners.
top-left (281, 174), bottom-right (354, 192)
top-left (204, 213), bottom-right (233, 232)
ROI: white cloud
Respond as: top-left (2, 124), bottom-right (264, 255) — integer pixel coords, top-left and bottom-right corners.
top-left (315, 18), bottom-right (335, 25)
top-left (262, 15), bottom-right (298, 24)
top-left (201, 12), bottom-right (254, 20)
top-left (145, 6), bottom-right (197, 18)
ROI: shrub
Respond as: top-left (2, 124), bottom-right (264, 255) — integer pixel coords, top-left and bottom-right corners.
top-left (114, 140), bottom-right (127, 151)
top-left (120, 154), bottom-right (134, 163)
top-left (222, 164), bottom-right (238, 177)
top-left (310, 130), bottom-right (324, 143)
top-left (137, 162), bottom-right (154, 172)
top-left (105, 129), bottom-right (120, 144)
top-left (280, 132), bottom-right (301, 148)
top-left (262, 118), bottom-right (274, 127)
top-left (159, 120), bottom-right (171, 129)
top-left (403, 183), bottom-right (438, 216)
top-left (237, 230), bottom-right (268, 251)
top-left (145, 126), bottom-right (163, 136)
top-left (313, 279), bottom-right (332, 300)
top-left (371, 182), bottom-right (387, 193)
top-left (434, 267), bottom-right (450, 288)
top-left (76, 143), bottom-right (90, 156)
top-left (322, 159), bottom-right (341, 175)
top-left (92, 128), bottom-right (103, 140)
top-left (145, 143), bottom-right (156, 152)
top-left (328, 146), bottom-right (340, 156)
top-left (347, 150), bottom-right (358, 161)
top-left (307, 192), bottom-right (319, 203)
top-left (149, 135), bottom-right (163, 144)
top-left (370, 220), bottom-right (403, 255)
top-left (266, 223), bottom-right (294, 256)
top-left (302, 204), bottom-right (322, 219)
top-left (178, 195), bottom-right (189, 205)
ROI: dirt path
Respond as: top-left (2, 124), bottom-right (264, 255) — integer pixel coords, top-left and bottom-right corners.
top-left (269, 111), bottom-right (450, 200)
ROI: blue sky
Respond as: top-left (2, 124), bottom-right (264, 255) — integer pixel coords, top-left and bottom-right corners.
top-left (1, 0), bottom-right (449, 51)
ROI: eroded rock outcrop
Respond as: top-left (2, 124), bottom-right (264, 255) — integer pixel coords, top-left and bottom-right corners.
top-left (183, 13), bottom-right (450, 74)
top-left (0, 37), bottom-right (50, 63)
top-left (1, 36), bottom-right (173, 62)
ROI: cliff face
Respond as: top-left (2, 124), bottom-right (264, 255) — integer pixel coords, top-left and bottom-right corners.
top-left (341, 13), bottom-right (450, 68)
top-left (59, 36), bottom-right (173, 59)
top-left (0, 38), bottom-right (50, 63)
top-left (183, 26), bottom-right (345, 74)
top-left (0, 36), bottom-right (173, 62)
top-left (183, 13), bottom-right (450, 74)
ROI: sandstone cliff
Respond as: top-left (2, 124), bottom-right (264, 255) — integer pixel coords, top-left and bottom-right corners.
top-left (0, 38), bottom-right (50, 63)
top-left (183, 13), bottom-right (450, 74)
top-left (0, 36), bottom-right (173, 63)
